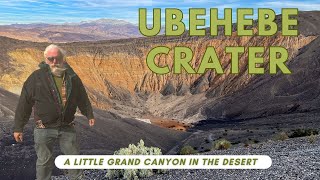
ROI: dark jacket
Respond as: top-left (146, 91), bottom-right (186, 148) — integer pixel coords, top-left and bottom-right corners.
top-left (13, 61), bottom-right (94, 132)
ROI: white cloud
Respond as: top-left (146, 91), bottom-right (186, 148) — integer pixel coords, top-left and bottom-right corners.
top-left (255, 1), bottom-right (320, 11)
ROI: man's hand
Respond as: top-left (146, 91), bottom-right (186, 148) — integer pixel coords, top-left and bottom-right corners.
top-left (89, 119), bottom-right (95, 127)
top-left (14, 132), bottom-right (23, 142)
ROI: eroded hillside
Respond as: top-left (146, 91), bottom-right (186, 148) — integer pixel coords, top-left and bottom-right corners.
top-left (0, 11), bottom-right (320, 125)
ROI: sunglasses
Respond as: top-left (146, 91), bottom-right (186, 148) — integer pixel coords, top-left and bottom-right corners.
top-left (47, 56), bottom-right (62, 62)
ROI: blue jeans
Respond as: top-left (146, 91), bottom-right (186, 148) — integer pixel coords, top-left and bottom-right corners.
top-left (33, 125), bottom-right (83, 180)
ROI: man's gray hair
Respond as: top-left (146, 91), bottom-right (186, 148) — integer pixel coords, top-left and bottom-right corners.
top-left (44, 44), bottom-right (66, 60)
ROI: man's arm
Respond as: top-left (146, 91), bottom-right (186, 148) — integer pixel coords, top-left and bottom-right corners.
top-left (13, 74), bottom-right (35, 133)
top-left (77, 77), bottom-right (94, 120)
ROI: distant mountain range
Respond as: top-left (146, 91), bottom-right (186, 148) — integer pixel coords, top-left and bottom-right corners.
top-left (0, 19), bottom-right (144, 42)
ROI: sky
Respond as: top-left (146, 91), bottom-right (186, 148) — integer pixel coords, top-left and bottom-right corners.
top-left (0, 0), bottom-right (319, 25)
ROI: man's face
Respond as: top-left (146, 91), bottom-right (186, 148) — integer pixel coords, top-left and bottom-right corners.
top-left (45, 48), bottom-right (64, 68)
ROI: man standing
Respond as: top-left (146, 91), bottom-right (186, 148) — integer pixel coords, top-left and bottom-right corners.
top-left (13, 44), bottom-right (95, 180)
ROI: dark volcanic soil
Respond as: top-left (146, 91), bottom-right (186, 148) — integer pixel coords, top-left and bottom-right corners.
top-left (0, 88), bottom-right (190, 180)
top-left (180, 112), bottom-right (320, 154)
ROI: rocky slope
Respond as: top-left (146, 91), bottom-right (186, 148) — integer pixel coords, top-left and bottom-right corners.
top-left (199, 32), bottom-right (320, 121)
top-left (51, 135), bottom-right (320, 180)
top-left (145, 135), bottom-right (320, 180)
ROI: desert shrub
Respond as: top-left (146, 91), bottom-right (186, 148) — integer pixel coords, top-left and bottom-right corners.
top-left (244, 139), bottom-right (253, 146)
top-left (212, 139), bottom-right (231, 150)
top-left (105, 139), bottom-right (167, 180)
top-left (289, 129), bottom-right (319, 138)
top-left (179, 145), bottom-right (198, 155)
top-left (274, 132), bottom-right (289, 141)
top-left (308, 133), bottom-right (317, 144)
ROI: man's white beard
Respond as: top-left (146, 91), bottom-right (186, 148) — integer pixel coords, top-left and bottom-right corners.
top-left (50, 64), bottom-right (67, 77)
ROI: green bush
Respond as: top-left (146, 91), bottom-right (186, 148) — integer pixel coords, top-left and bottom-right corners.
top-left (274, 132), bottom-right (289, 141)
top-left (289, 129), bottom-right (319, 138)
top-left (105, 139), bottom-right (167, 180)
top-left (308, 133), bottom-right (317, 144)
top-left (179, 145), bottom-right (198, 155)
top-left (212, 139), bottom-right (231, 150)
